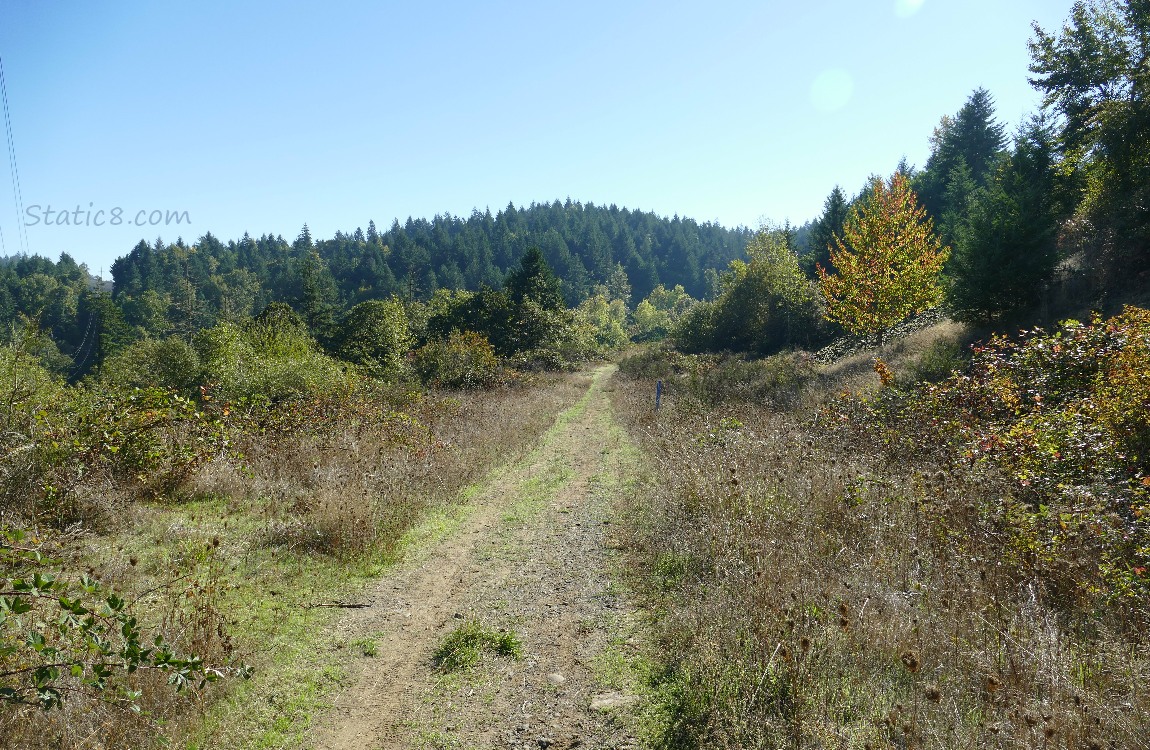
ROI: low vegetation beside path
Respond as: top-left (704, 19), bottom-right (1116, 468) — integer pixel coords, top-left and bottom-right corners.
top-left (0, 338), bottom-right (586, 749)
top-left (610, 307), bottom-right (1149, 749)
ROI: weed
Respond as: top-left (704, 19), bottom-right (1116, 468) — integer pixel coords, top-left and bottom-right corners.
top-left (351, 637), bottom-right (378, 657)
top-left (411, 728), bottom-right (462, 749)
top-left (906, 334), bottom-right (969, 383)
top-left (432, 620), bottom-right (523, 673)
top-left (651, 552), bottom-right (692, 592)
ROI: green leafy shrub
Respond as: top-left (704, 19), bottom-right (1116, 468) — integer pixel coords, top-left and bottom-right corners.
top-left (333, 298), bottom-right (413, 378)
top-left (905, 336), bottom-right (969, 383)
top-left (422, 250), bottom-right (585, 369)
top-left (193, 320), bottom-right (351, 405)
top-left (0, 345), bottom-right (66, 513)
top-left (0, 340), bottom-right (65, 439)
top-left (413, 331), bottom-right (501, 389)
top-left (670, 300), bottom-right (720, 354)
top-left (0, 331), bottom-right (242, 524)
top-left (672, 227), bottom-right (829, 355)
top-left (7, 385), bottom-right (230, 521)
top-left (631, 284), bottom-right (696, 342)
top-left (618, 345), bottom-right (704, 380)
top-left (0, 526), bottom-right (249, 710)
top-left (2, 337), bottom-right (232, 520)
top-left (99, 336), bottom-right (203, 395)
top-left (572, 294), bottom-right (629, 353)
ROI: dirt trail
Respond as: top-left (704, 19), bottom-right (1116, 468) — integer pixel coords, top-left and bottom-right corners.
top-left (310, 365), bottom-right (644, 750)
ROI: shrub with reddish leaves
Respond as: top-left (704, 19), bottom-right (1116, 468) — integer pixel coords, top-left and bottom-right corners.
top-left (828, 306), bottom-right (1150, 614)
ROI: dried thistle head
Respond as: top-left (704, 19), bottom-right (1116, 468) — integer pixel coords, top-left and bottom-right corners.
top-left (984, 675), bottom-right (1001, 693)
top-left (900, 651), bottom-right (920, 674)
top-left (925, 684), bottom-right (942, 702)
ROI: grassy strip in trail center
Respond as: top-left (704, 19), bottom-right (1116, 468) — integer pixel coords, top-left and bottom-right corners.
top-left (580, 380), bottom-right (677, 747)
top-left (408, 369), bottom-right (609, 543)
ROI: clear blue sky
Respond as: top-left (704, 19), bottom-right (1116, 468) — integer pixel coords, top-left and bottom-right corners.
top-left (0, 0), bottom-right (1074, 276)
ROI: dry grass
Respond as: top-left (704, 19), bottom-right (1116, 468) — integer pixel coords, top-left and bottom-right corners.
top-left (610, 334), bottom-right (1148, 749)
top-left (817, 321), bottom-right (970, 392)
top-left (230, 377), bottom-right (588, 557)
top-left (0, 374), bottom-right (586, 750)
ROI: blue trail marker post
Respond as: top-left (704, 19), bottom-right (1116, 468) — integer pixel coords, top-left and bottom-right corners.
top-left (655, 379), bottom-right (663, 411)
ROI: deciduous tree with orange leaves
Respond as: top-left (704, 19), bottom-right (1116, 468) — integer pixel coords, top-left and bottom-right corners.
top-left (817, 173), bottom-right (949, 345)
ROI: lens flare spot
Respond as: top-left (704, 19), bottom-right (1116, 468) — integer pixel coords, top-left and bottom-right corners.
top-left (810, 69), bottom-right (854, 113)
top-left (895, 0), bottom-right (925, 18)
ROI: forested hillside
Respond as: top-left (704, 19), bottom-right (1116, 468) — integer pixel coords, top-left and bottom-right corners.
top-left (0, 201), bottom-right (747, 376)
top-left (109, 200), bottom-right (746, 323)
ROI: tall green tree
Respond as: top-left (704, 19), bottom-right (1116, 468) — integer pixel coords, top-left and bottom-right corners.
top-left (503, 247), bottom-right (564, 312)
top-left (294, 250), bottom-right (339, 341)
top-left (1029, 0), bottom-right (1150, 278)
top-left (74, 290), bottom-right (134, 377)
top-left (915, 88), bottom-right (1009, 243)
top-left (802, 186), bottom-right (850, 278)
top-left (947, 116), bottom-right (1066, 324)
top-left (938, 159), bottom-right (980, 251)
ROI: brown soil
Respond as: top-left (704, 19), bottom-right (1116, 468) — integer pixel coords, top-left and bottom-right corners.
top-left (309, 365), bottom-right (644, 750)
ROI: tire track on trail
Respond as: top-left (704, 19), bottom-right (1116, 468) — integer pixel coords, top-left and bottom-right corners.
top-left (311, 364), bottom-right (645, 750)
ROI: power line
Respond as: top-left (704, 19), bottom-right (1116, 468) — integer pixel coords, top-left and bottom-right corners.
top-left (69, 307), bottom-right (97, 376)
top-left (0, 54), bottom-right (30, 257)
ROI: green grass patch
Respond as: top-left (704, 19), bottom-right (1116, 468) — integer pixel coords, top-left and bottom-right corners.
top-left (501, 463), bottom-right (574, 523)
top-left (432, 620), bottom-right (523, 673)
top-left (410, 728), bottom-right (462, 749)
top-left (394, 498), bottom-right (477, 561)
top-left (350, 637), bottom-right (378, 657)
